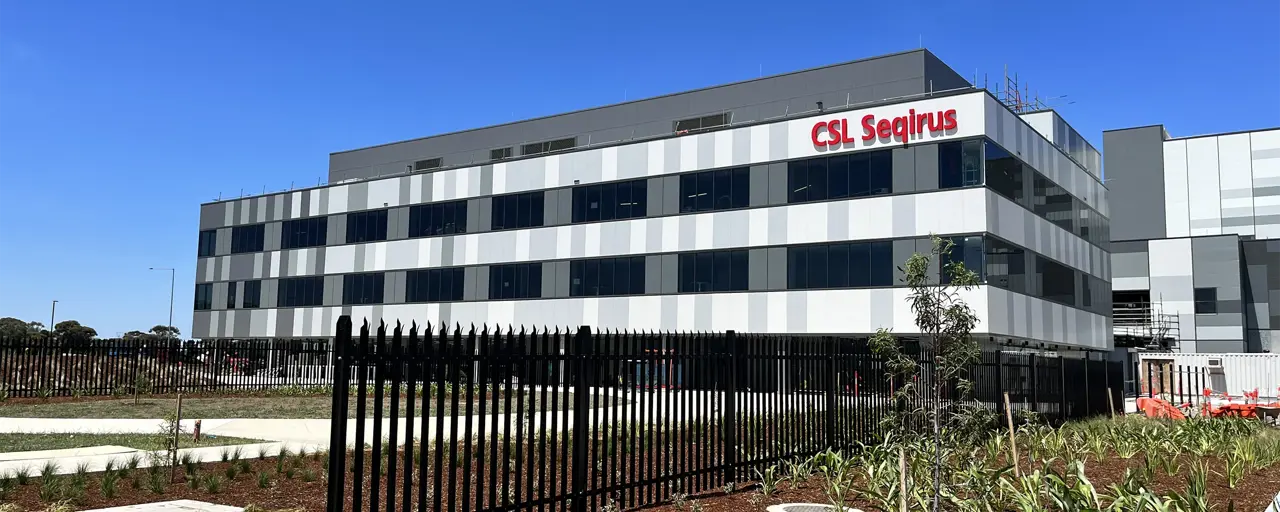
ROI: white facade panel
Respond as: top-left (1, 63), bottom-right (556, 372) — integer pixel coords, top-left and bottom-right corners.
top-left (1163, 140), bottom-right (1191, 237)
top-left (1185, 137), bottom-right (1222, 235)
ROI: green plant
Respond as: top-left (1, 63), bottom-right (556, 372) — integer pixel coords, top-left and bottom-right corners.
top-left (15, 466), bottom-right (31, 485)
top-left (0, 472), bottom-right (13, 501)
top-left (257, 471), bottom-right (270, 489)
top-left (782, 456), bottom-right (812, 490)
top-left (230, 445), bottom-right (243, 461)
top-left (754, 464), bottom-right (780, 497)
top-left (224, 465), bottom-right (238, 480)
top-left (285, 467), bottom-right (296, 480)
top-left (36, 386), bottom-right (54, 400)
top-left (220, 447), bottom-right (232, 462)
top-left (814, 449), bottom-right (854, 512)
top-left (1225, 451), bottom-right (1247, 489)
top-left (125, 453), bottom-right (142, 473)
top-left (0, 385), bottom-right (9, 402)
top-left (187, 473), bottom-right (200, 490)
top-left (146, 472), bottom-right (166, 494)
top-left (61, 478), bottom-right (86, 505)
top-left (38, 477), bottom-right (63, 503)
top-left (276, 454), bottom-right (286, 474)
top-left (301, 468), bottom-right (317, 482)
top-left (237, 458), bottom-right (252, 474)
top-left (672, 492), bottom-right (690, 510)
top-left (130, 476), bottom-right (141, 490)
top-left (202, 474), bottom-right (224, 494)
top-left (1168, 460), bottom-right (1210, 512)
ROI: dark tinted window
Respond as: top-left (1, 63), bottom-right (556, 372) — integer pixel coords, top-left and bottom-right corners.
top-left (408, 200), bottom-right (467, 237)
top-left (490, 147), bottom-right (513, 161)
top-left (939, 139), bottom-right (983, 189)
top-left (674, 113), bottom-right (730, 132)
top-left (1194, 288), bottom-right (1218, 314)
top-left (230, 224), bottom-right (265, 254)
top-left (489, 263), bottom-right (543, 299)
top-left (491, 192), bottom-right (544, 230)
top-left (194, 283), bottom-right (213, 311)
top-left (679, 168), bottom-right (748, 213)
top-left (942, 236), bottom-right (985, 284)
top-left (570, 256), bottom-right (646, 297)
top-left (789, 150), bottom-right (893, 203)
top-left (406, 268), bottom-right (465, 302)
top-left (678, 250), bottom-right (748, 293)
top-left (1036, 257), bottom-right (1075, 306)
top-left (1033, 171), bottom-right (1074, 233)
top-left (984, 141), bottom-right (1025, 205)
top-left (342, 273), bottom-right (385, 305)
top-left (572, 179), bottom-right (648, 223)
top-left (198, 230), bottom-right (217, 257)
top-left (788, 241), bottom-right (896, 290)
top-left (278, 277), bottom-right (324, 307)
top-left (227, 282), bottom-right (238, 309)
top-left (414, 158), bottom-right (443, 171)
top-left (281, 217), bottom-right (327, 250)
top-left (984, 237), bottom-right (1026, 294)
top-left (346, 210), bottom-right (388, 244)
top-left (521, 138), bottom-right (575, 156)
top-left (242, 280), bottom-right (261, 309)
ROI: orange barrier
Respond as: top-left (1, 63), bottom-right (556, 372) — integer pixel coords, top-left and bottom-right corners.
top-left (1136, 397), bottom-right (1187, 420)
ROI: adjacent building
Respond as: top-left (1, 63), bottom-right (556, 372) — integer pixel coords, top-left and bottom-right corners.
top-left (192, 49), bottom-right (1113, 353)
top-left (1104, 125), bottom-right (1280, 353)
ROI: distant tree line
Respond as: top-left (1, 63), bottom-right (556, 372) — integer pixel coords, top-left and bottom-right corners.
top-left (0, 317), bottom-right (181, 342)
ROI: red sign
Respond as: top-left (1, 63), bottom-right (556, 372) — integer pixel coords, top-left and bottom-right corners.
top-left (811, 108), bottom-right (958, 147)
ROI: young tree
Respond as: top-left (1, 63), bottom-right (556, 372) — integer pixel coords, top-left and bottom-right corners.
top-left (869, 234), bottom-right (980, 512)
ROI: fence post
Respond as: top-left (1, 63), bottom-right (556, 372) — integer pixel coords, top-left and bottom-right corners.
top-left (723, 330), bottom-right (738, 485)
top-left (571, 326), bottom-right (592, 512)
top-left (1083, 354), bottom-right (1092, 416)
top-left (825, 336), bottom-right (837, 449)
top-left (995, 351), bottom-right (1005, 419)
top-left (1030, 354), bottom-right (1040, 415)
top-left (326, 315), bottom-right (352, 512)
top-left (1058, 355), bottom-right (1067, 421)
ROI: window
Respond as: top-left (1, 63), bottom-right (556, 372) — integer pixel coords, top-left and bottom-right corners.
top-left (679, 168), bottom-right (749, 213)
top-left (520, 137), bottom-right (575, 156)
top-left (281, 217), bottom-right (327, 249)
top-left (278, 277), bottom-right (324, 307)
top-left (984, 141), bottom-right (1025, 205)
top-left (1032, 171), bottom-right (1074, 233)
top-left (1036, 257), bottom-right (1075, 306)
top-left (194, 283), bottom-right (213, 311)
top-left (346, 210), bottom-right (389, 244)
top-left (491, 191), bottom-right (544, 230)
top-left (408, 200), bottom-right (467, 237)
top-left (787, 241), bottom-right (894, 290)
top-left (570, 256), bottom-right (645, 297)
top-left (490, 147), bottom-right (513, 161)
top-left (939, 139), bottom-right (983, 189)
top-left (985, 237), bottom-right (1026, 294)
top-left (230, 224), bottom-right (265, 254)
top-left (674, 112), bottom-right (730, 133)
top-left (678, 250), bottom-right (748, 293)
top-left (197, 230), bottom-right (217, 257)
top-left (342, 273), bottom-right (385, 305)
top-left (1194, 288), bottom-right (1218, 315)
top-left (942, 236), bottom-right (985, 284)
top-left (788, 150), bottom-right (892, 203)
top-left (242, 280), bottom-right (261, 309)
top-left (227, 282), bottom-right (238, 309)
top-left (414, 158), bottom-right (442, 171)
top-left (489, 263), bottom-right (543, 300)
top-left (406, 268), bottom-right (465, 302)
top-left (572, 179), bottom-right (648, 223)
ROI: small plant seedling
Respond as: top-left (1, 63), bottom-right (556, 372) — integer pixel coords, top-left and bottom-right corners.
top-left (203, 474), bottom-right (224, 494)
top-left (256, 471), bottom-right (270, 489)
top-left (100, 471), bottom-right (121, 499)
top-left (224, 466), bottom-right (238, 480)
top-left (15, 466), bottom-right (31, 485)
top-left (301, 468), bottom-right (317, 482)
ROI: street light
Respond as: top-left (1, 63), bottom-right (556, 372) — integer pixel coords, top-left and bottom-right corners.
top-left (49, 300), bottom-right (57, 341)
top-left (149, 267), bottom-right (175, 339)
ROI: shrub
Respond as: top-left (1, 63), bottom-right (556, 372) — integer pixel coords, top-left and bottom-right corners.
top-left (146, 473), bottom-right (166, 495)
top-left (15, 466), bottom-right (31, 485)
top-left (256, 471), bottom-right (270, 489)
top-left (38, 461), bottom-right (59, 480)
top-left (237, 459), bottom-right (252, 474)
top-left (202, 474), bottom-right (223, 494)
top-left (301, 468), bottom-right (317, 482)
top-left (224, 466), bottom-right (238, 481)
top-left (38, 477), bottom-right (62, 503)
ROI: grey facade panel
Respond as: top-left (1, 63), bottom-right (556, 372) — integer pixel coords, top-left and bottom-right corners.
top-left (384, 271), bottom-right (406, 304)
top-left (463, 266), bottom-right (479, 301)
top-left (467, 199), bottom-right (484, 233)
top-left (661, 175), bottom-right (681, 216)
top-left (554, 260), bottom-right (570, 298)
top-left (211, 282), bottom-right (228, 312)
top-left (474, 266), bottom-right (490, 301)
top-left (767, 163), bottom-right (788, 205)
top-left (646, 178), bottom-right (665, 217)
top-left (329, 215), bottom-right (347, 246)
top-left (1111, 252), bottom-right (1150, 279)
top-left (389, 207), bottom-right (410, 240)
top-left (328, 50), bottom-right (950, 183)
top-left (324, 275), bottom-right (343, 306)
top-left (766, 247), bottom-right (787, 290)
top-left (748, 248), bottom-right (768, 291)
top-left (659, 254), bottom-right (678, 294)
top-left (892, 146), bottom-right (917, 193)
top-left (262, 279), bottom-right (278, 308)
top-left (644, 255), bottom-right (661, 294)
top-left (1103, 126), bottom-right (1167, 241)
top-left (913, 143), bottom-right (939, 191)
top-left (199, 203), bottom-right (225, 230)
top-left (215, 228), bottom-right (231, 256)
top-left (557, 188), bottom-right (573, 227)
top-left (749, 165), bottom-right (770, 207)
top-left (541, 261), bottom-right (558, 299)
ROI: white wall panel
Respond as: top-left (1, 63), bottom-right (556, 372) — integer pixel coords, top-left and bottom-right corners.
top-left (1218, 133), bottom-right (1255, 236)
top-left (1185, 137), bottom-right (1222, 235)
top-left (1163, 141), bottom-right (1191, 237)
top-left (368, 179), bottom-right (398, 209)
top-left (1147, 238), bottom-right (1193, 277)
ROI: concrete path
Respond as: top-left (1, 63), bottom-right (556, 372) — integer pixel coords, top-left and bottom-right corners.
top-left (86, 500), bottom-right (243, 512)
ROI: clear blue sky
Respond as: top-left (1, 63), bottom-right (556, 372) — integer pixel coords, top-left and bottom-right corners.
top-left (1, 1), bottom-right (1277, 337)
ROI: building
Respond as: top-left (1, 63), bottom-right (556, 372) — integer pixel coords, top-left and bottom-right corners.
top-left (192, 49), bottom-right (1113, 353)
top-left (1104, 125), bottom-right (1280, 353)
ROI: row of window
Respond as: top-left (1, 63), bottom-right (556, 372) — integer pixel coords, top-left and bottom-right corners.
top-left (195, 236), bottom-right (1106, 314)
top-left (202, 139), bottom-right (1104, 257)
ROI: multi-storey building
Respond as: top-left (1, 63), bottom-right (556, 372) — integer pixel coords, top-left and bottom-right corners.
top-left (192, 49), bottom-right (1112, 352)
top-left (1105, 125), bottom-right (1280, 353)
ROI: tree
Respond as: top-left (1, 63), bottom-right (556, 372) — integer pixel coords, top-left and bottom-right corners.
top-left (869, 235), bottom-right (981, 512)
top-left (0, 317), bottom-right (28, 338)
top-left (149, 325), bottom-right (181, 339)
top-left (123, 330), bottom-right (149, 341)
top-left (54, 320), bottom-right (98, 344)
top-left (26, 321), bottom-right (45, 335)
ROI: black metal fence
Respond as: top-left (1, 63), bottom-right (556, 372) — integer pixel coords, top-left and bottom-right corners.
top-left (0, 336), bottom-right (332, 397)
top-left (324, 316), bottom-right (1123, 512)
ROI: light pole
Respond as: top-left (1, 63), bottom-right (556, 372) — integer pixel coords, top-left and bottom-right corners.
top-left (49, 300), bottom-right (57, 341)
top-left (149, 267), bottom-right (175, 338)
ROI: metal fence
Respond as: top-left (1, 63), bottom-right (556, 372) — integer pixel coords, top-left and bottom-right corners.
top-left (0, 337), bottom-right (333, 397)
top-left (324, 316), bottom-right (1123, 512)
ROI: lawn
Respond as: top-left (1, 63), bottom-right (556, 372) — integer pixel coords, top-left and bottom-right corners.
top-left (0, 390), bottom-right (585, 419)
top-left (0, 433), bottom-right (265, 453)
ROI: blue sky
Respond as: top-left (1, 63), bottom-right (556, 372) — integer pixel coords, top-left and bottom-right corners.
top-left (1, 1), bottom-right (1277, 337)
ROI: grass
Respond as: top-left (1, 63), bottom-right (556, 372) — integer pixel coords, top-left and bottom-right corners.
top-left (0, 392), bottom-right (581, 419)
top-left (0, 433), bottom-right (265, 453)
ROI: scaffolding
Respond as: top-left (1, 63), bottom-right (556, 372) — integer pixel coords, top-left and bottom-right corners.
top-left (977, 65), bottom-right (1051, 114)
top-left (1113, 299), bottom-right (1181, 350)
